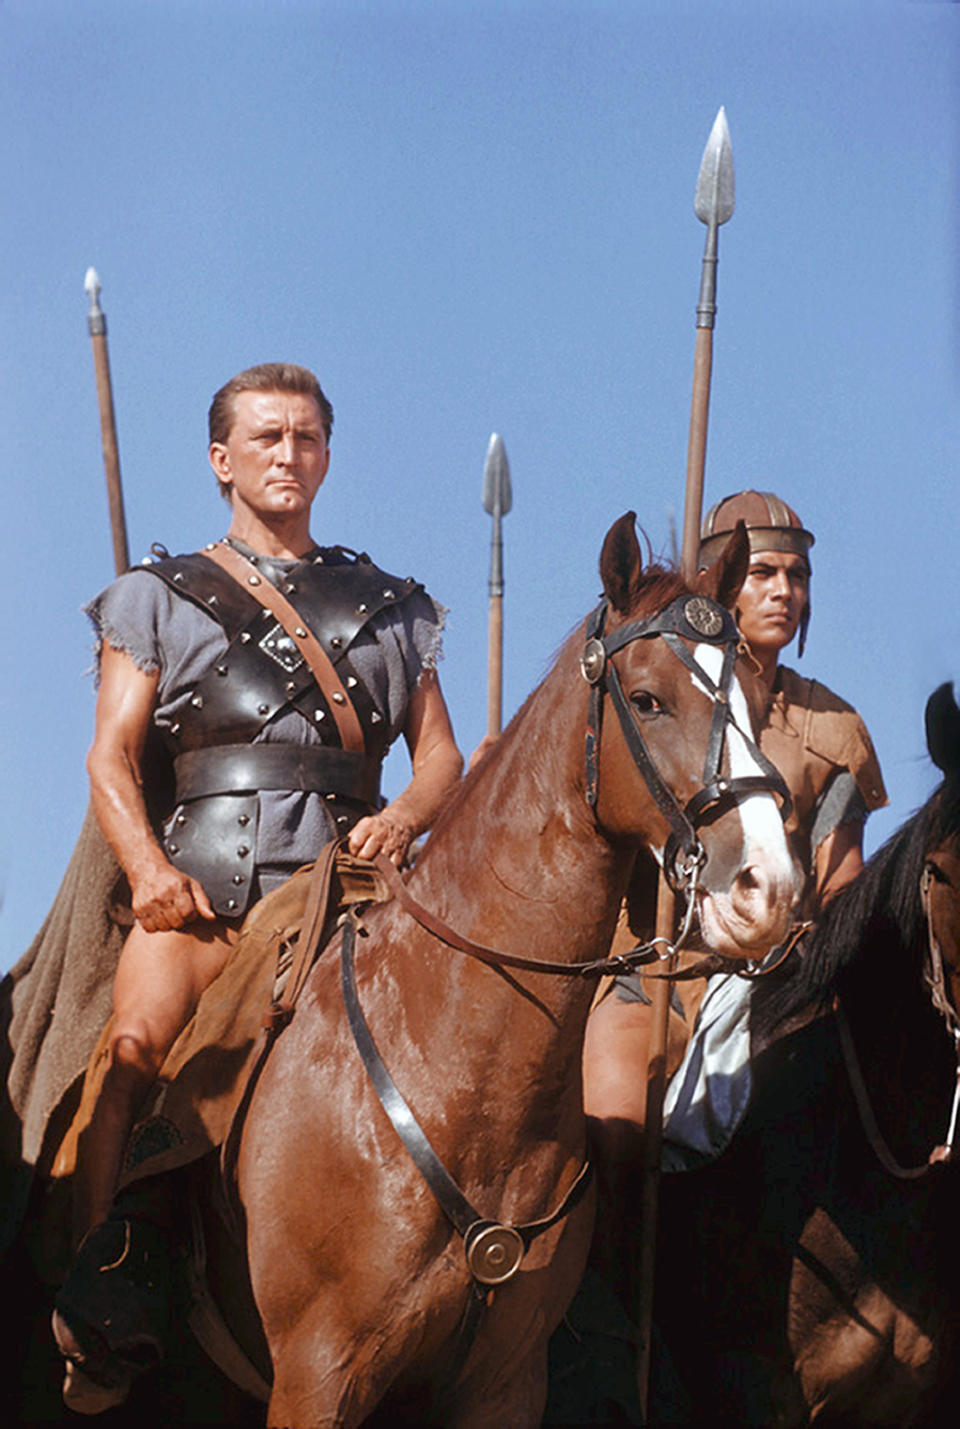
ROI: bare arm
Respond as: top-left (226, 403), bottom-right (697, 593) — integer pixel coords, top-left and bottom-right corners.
top-left (87, 643), bottom-right (215, 931)
top-left (814, 820), bottom-right (864, 909)
top-left (348, 668), bottom-right (463, 864)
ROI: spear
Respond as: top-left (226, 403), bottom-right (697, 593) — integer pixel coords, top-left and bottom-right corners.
top-left (636, 106), bottom-right (735, 1415)
top-left (482, 433), bottom-right (512, 736)
top-left (84, 267), bottom-right (130, 576)
top-left (680, 106), bottom-right (735, 582)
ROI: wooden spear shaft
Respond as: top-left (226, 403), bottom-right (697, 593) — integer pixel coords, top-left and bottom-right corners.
top-left (635, 346), bottom-right (712, 1406)
top-left (487, 585), bottom-right (504, 736)
top-left (635, 871), bottom-right (676, 1414)
top-left (636, 108), bottom-right (733, 1418)
top-left (85, 268), bottom-right (130, 577)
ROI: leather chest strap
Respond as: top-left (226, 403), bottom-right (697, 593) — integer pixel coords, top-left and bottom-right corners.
top-left (202, 542), bottom-right (365, 754)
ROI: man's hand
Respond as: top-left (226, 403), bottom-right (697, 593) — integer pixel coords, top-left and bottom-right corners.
top-left (347, 810), bottom-right (415, 867)
top-left (128, 856), bottom-right (216, 932)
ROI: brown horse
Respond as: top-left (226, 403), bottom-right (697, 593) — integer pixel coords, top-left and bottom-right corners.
top-left (222, 512), bottom-right (795, 1427)
top-left (14, 512), bottom-right (796, 1426)
top-left (652, 682), bottom-right (960, 1427)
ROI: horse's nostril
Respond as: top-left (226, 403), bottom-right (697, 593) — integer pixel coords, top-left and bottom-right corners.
top-left (737, 866), bottom-right (761, 894)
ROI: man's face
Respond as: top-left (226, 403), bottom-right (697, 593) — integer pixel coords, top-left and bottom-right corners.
top-left (735, 548), bottom-right (809, 658)
top-left (209, 389), bottom-right (330, 520)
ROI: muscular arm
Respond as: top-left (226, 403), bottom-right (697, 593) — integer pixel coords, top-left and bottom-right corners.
top-left (814, 819), bottom-right (864, 908)
top-left (348, 668), bottom-right (464, 864)
top-left (87, 643), bottom-right (215, 931)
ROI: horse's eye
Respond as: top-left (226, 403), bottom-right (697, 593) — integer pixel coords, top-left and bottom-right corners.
top-left (630, 691), bottom-right (663, 718)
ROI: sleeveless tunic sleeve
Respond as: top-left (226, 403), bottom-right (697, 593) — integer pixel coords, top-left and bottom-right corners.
top-left (759, 666), bottom-right (887, 902)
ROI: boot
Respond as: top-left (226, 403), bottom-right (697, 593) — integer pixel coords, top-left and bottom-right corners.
top-left (52, 1212), bottom-right (173, 1413)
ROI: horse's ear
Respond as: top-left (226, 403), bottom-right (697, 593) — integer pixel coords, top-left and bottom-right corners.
top-left (925, 682), bottom-right (960, 774)
top-left (696, 519), bottom-right (749, 610)
top-left (599, 512), bottom-right (644, 614)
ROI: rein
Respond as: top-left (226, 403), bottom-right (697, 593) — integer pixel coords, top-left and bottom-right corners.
top-left (371, 852), bottom-right (690, 975)
top-left (837, 861), bottom-right (960, 1178)
top-left (364, 591), bottom-right (792, 985)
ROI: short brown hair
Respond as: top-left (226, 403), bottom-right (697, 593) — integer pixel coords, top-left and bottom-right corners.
top-left (208, 363), bottom-right (334, 446)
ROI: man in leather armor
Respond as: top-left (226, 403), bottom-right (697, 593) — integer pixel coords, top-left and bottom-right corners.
top-left (71, 361), bottom-right (463, 1239)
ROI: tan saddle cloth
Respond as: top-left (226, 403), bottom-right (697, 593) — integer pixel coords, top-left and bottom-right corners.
top-left (55, 842), bottom-right (388, 1189)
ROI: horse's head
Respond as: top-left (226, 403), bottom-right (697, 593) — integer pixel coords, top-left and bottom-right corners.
top-left (922, 683), bottom-right (960, 1031)
top-left (586, 512), bottom-right (798, 959)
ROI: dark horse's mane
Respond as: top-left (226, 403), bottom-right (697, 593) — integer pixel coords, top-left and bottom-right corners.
top-left (752, 768), bottom-right (960, 1043)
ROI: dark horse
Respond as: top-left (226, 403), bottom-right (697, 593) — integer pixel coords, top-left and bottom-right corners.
top-left (653, 682), bottom-right (960, 1427)
top-left (9, 514), bottom-right (797, 1426)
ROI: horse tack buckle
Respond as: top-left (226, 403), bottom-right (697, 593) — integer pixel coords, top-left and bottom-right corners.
top-left (464, 1220), bottom-right (525, 1286)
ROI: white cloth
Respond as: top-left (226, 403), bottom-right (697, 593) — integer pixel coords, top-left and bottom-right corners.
top-left (660, 972), bottom-right (753, 1172)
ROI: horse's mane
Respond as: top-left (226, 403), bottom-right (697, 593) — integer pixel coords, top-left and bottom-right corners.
top-left (423, 561), bottom-right (686, 843)
top-left (752, 769), bottom-right (960, 1041)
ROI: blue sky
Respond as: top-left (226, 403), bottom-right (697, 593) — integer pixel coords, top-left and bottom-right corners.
top-left (1, 1), bottom-right (957, 967)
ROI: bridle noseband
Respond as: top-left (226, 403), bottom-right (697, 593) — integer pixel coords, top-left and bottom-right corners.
top-left (582, 592), bottom-right (791, 893)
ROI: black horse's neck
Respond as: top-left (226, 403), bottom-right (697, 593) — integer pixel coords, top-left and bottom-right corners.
top-left (751, 776), bottom-right (960, 1165)
top-left (752, 790), bottom-right (942, 1046)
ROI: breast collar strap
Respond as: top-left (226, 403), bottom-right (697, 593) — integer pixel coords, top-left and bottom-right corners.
top-left (582, 594), bottom-right (791, 892)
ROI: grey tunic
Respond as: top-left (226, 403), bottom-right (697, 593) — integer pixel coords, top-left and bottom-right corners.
top-left (86, 546), bottom-right (446, 898)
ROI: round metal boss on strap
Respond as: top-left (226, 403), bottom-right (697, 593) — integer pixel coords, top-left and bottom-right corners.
top-left (465, 1223), bottom-right (525, 1286)
top-left (580, 638), bottom-right (606, 685)
top-left (683, 597), bottom-right (724, 639)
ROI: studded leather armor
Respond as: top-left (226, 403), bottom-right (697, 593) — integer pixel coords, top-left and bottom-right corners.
top-left (141, 544), bottom-right (425, 917)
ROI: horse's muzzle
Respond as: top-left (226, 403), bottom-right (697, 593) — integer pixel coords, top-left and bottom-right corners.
top-left (698, 858), bottom-right (796, 958)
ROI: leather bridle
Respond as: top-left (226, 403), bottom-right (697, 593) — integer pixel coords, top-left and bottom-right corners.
top-left (581, 592), bottom-right (791, 894)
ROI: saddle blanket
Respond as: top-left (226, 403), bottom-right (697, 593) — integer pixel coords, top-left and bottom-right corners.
top-left (59, 849), bottom-right (387, 1190)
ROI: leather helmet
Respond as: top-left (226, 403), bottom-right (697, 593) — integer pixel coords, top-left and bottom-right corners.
top-left (699, 490), bottom-right (814, 656)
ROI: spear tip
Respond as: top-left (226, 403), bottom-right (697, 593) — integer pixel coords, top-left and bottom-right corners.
top-left (84, 266), bottom-right (104, 319)
top-left (694, 106), bottom-right (735, 227)
top-left (482, 432), bottom-right (512, 517)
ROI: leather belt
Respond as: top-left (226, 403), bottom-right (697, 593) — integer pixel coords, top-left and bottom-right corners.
top-left (173, 744), bottom-right (381, 806)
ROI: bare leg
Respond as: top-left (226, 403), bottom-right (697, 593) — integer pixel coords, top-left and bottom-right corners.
top-left (582, 986), bottom-right (696, 1308)
top-left (75, 919), bottom-right (235, 1239)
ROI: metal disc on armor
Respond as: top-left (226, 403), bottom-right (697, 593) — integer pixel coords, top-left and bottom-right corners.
top-left (580, 638), bottom-right (606, 685)
top-left (465, 1223), bottom-right (525, 1285)
top-left (683, 597), bottom-right (724, 638)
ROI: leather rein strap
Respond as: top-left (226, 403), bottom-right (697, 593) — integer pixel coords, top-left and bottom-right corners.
top-left (201, 541), bottom-right (365, 754)
top-left (372, 853), bottom-right (663, 978)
